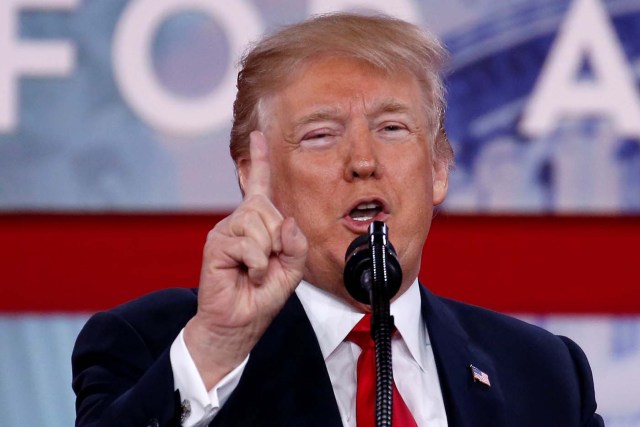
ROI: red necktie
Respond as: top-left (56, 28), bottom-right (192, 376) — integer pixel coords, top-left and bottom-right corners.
top-left (347, 314), bottom-right (419, 427)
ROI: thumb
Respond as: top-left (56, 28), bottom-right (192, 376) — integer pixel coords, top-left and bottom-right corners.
top-left (278, 217), bottom-right (308, 278)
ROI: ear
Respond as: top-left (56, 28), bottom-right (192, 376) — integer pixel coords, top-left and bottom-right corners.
top-left (237, 156), bottom-right (251, 197)
top-left (432, 158), bottom-right (449, 206)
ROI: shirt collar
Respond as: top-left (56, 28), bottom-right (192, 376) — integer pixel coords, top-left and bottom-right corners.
top-left (295, 278), bottom-right (429, 371)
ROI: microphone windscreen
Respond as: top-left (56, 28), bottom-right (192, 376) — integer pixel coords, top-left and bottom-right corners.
top-left (343, 222), bottom-right (402, 304)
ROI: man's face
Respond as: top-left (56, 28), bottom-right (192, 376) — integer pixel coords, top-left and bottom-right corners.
top-left (240, 57), bottom-right (448, 306)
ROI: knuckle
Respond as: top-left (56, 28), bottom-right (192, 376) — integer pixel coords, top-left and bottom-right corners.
top-left (243, 194), bottom-right (263, 206)
top-left (210, 215), bottom-right (231, 235)
top-left (206, 227), bottom-right (219, 241)
top-left (248, 193), bottom-right (274, 210)
top-left (238, 237), bottom-right (250, 253)
top-left (204, 225), bottom-right (224, 250)
top-left (255, 254), bottom-right (269, 271)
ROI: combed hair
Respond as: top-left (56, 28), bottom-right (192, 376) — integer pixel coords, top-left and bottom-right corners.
top-left (230, 12), bottom-right (454, 170)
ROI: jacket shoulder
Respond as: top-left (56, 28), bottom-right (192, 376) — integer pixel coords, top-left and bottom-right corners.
top-left (109, 287), bottom-right (198, 322)
top-left (79, 287), bottom-right (198, 358)
top-left (438, 295), bottom-right (566, 349)
top-left (432, 294), bottom-right (603, 426)
top-left (72, 288), bottom-right (198, 426)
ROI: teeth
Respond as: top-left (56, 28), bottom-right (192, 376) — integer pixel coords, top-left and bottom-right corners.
top-left (350, 201), bottom-right (382, 221)
top-left (356, 202), bottom-right (380, 210)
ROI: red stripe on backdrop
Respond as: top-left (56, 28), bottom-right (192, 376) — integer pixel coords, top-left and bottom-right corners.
top-left (0, 213), bottom-right (638, 313)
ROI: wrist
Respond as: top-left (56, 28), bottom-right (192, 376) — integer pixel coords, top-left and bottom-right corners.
top-left (183, 316), bottom-right (254, 389)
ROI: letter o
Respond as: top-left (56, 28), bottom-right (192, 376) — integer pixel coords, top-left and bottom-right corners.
top-left (113, 0), bottom-right (264, 137)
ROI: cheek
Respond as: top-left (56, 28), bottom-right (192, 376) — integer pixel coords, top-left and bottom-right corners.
top-left (389, 146), bottom-right (433, 187)
top-left (272, 162), bottom-right (331, 220)
top-left (390, 149), bottom-right (434, 222)
top-left (270, 165), bottom-right (296, 217)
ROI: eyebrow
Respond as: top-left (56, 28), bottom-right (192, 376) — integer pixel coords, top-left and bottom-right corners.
top-left (292, 107), bottom-right (344, 129)
top-left (295, 100), bottom-right (411, 121)
top-left (290, 99), bottom-right (415, 135)
top-left (366, 100), bottom-right (412, 116)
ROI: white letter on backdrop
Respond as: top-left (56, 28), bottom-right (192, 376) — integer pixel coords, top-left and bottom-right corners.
top-left (0, 0), bottom-right (78, 133)
top-left (520, 0), bottom-right (640, 139)
top-left (113, 0), bottom-right (264, 137)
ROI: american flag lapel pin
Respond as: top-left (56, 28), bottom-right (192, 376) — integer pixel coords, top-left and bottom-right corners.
top-left (470, 364), bottom-right (491, 387)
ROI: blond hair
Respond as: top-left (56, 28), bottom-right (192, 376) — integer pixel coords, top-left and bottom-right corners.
top-left (230, 12), bottom-right (453, 170)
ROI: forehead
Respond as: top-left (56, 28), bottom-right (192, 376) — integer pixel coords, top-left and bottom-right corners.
top-left (264, 56), bottom-right (426, 120)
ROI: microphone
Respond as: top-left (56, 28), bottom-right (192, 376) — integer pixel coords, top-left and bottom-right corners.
top-left (343, 221), bottom-right (402, 305)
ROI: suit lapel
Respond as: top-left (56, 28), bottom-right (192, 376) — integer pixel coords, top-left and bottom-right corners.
top-left (211, 294), bottom-right (342, 427)
top-left (420, 286), bottom-right (506, 427)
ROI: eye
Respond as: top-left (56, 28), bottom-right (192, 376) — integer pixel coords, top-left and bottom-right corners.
top-left (300, 128), bottom-right (338, 148)
top-left (303, 130), bottom-right (330, 140)
top-left (378, 122), bottom-right (410, 140)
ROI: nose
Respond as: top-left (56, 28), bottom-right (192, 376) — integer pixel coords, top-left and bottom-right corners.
top-left (343, 129), bottom-right (381, 181)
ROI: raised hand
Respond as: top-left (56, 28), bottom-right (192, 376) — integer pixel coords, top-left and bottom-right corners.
top-left (184, 131), bottom-right (308, 388)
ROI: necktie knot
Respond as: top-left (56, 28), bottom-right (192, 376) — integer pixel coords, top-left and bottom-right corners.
top-left (347, 313), bottom-right (399, 350)
top-left (347, 314), bottom-right (375, 350)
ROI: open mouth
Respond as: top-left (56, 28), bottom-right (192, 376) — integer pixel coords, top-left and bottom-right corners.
top-left (349, 201), bottom-right (384, 222)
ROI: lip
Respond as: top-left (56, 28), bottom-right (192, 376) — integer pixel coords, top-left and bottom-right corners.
top-left (341, 196), bottom-right (391, 234)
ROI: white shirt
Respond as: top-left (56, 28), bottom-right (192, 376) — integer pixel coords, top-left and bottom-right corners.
top-left (297, 279), bottom-right (448, 427)
top-left (170, 279), bottom-right (448, 427)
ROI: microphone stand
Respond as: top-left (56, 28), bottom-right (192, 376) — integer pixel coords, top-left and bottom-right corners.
top-left (367, 222), bottom-right (395, 427)
top-left (344, 221), bottom-right (402, 426)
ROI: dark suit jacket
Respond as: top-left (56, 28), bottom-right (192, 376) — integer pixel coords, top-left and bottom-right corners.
top-left (72, 286), bottom-right (604, 427)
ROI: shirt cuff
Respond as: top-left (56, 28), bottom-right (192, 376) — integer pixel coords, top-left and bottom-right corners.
top-left (170, 328), bottom-right (249, 427)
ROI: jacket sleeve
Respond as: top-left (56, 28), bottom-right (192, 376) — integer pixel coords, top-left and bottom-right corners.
top-left (559, 336), bottom-right (605, 427)
top-left (72, 311), bottom-right (182, 427)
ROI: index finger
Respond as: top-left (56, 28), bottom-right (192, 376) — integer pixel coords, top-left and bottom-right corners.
top-left (245, 131), bottom-right (272, 199)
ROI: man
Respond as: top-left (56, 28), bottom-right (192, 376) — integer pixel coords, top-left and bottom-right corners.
top-left (72, 13), bottom-right (603, 427)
